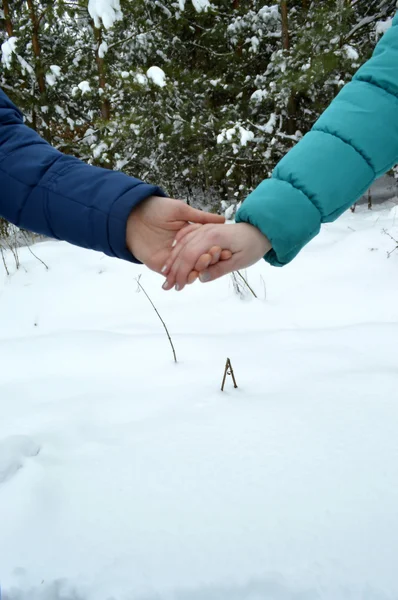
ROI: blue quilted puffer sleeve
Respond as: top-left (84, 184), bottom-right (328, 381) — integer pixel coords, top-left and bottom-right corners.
top-left (0, 89), bottom-right (166, 262)
top-left (236, 13), bottom-right (398, 266)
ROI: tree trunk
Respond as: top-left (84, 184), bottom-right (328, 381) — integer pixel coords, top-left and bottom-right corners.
top-left (3, 0), bottom-right (13, 37)
top-left (280, 1), bottom-right (297, 135)
top-left (26, 0), bottom-right (46, 96)
top-left (281, 1), bottom-right (290, 51)
top-left (26, 0), bottom-right (49, 138)
top-left (94, 25), bottom-right (111, 122)
top-left (93, 24), bottom-right (112, 168)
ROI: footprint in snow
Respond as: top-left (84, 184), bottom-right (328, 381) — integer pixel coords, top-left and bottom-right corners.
top-left (0, 435), bottom-right (40, 484)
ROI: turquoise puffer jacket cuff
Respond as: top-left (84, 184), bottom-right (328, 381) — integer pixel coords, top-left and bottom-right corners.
top-left (235, 177), bottom-right (321, 267)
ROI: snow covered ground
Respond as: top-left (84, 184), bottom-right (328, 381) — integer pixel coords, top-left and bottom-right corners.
top-left (2, 202), bottom-right (398, 600)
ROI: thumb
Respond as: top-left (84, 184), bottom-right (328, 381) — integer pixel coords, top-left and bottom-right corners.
top-left (198, 256), bottom-right (239, 283)
top-left (181, 203), bottom-right (225, 224)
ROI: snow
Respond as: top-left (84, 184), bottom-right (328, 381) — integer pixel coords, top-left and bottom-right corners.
top-left (217, 125), bottom-right (254, 147)
top-left (343, 44), bottom-right (359, 61)
top-left (16, 54), bottom-right (34, 76)
top-left (238, 126), bottom-right (254, 146)
top-left (2, 202), bottom-right (398, 598)
top-left (191, 0), bottom-right (210, 12)
top-left (250, 89), bottom-right (268, 102)
top-left (78, 81), bottom-right (91, 95)
top-left (249, 35), bottom-right (260, 52)
top-left (55, 105), bottom-right (66, 118)
top-left (92, 141), bottom-right (108, 158)
top-left (1, 36), bottom-right (17, 69)
top-left (258, 4), bottom-right (279, 21)
top-left (376, 17), bottom-right (393, 38)
top-left (0, 436), bottom-right (40, 485)
top-left (135, 73), bottom-right (148, 85)
top-left (224, 204), bottom-right (235, 220)
top-left (50, 65), bottom-right (61, 77)
top-left (45, 66), bottom-right (62, 87)
top-left (88, 0), bottom-right (122, 30)
top-left (146, 66), bottom-right (166, 88)
top-left (98, 41), bottom-right (108, 59)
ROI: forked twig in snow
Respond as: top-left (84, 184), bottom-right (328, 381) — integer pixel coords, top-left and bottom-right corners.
top-left (221, 358), bottom-right (238, 392)
top-left (383, 229), bottom-right (398, 258)
top-left (135, 276), bottom-right (177, 363)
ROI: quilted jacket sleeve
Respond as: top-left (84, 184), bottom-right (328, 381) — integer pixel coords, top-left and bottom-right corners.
top-left (236, 13), bottom-right (398, 266)
top-left (0, 89), bottom-right (165, 262)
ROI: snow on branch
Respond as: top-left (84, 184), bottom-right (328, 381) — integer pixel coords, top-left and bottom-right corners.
top-left (88, 0), bottom-right (122, 29)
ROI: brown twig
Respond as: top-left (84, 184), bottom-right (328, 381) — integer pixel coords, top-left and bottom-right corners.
top-left (236, 270), bottom-right (257, 298)
top-left (0, 246), bottom-right (9, 276)
top-left (20, 232), bottom-right (49, 270)
top-left (221, 358), bottom-right (238, 391)
top-left (383, 229), bottom-right (398, 258)
top-left (135, 277), bottom-right (177, 363)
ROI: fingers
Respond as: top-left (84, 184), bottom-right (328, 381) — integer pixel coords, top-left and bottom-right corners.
top-left (187, 270), bottom-right (199, 285)
top-left (181, 204), bottom-right (225, 225)
top-left (166, 238), bottom-right (221, 292)
top-left (194, 252), bottom-right (214, 273)
top-left (198, 256), bottom-right (240, 283)
top-left (161, 227), bottom-right (205, 278)
top-left (220, 249), bottom-right (232, 261)
top-left (161, 223), bottom-right (234, 291)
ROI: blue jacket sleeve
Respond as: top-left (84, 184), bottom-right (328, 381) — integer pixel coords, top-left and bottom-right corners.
top-left (0, 89), bottom-right (166, 262)
top-left (236, 13), bottom-right (398, 266)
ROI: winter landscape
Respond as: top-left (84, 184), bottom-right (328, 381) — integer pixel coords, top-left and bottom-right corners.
top-left (3, 0), bottom-right (398, 598)
top-left (1, 202), bottom-right (398, 599)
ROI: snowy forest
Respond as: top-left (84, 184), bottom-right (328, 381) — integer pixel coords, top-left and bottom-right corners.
top-left (4, 4), bottom-right (398, 597)
top-left (1, 0), bottom-right (397, 217)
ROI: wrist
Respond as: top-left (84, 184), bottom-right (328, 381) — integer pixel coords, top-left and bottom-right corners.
top-left (241, 222), bottom-right (272, 255)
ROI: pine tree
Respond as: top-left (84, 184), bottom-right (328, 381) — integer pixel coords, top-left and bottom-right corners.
top-left (0, 0), bottom-right (397, 229)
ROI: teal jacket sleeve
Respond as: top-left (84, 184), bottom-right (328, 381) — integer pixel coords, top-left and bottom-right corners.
top-left (236, 13), bottom-right (398, 266)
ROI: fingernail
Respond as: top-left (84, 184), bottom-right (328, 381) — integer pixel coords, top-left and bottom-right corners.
top-left (175, 284), bottom-right (181, 291)
top-left (172, 240), bottom-right (177, 248)
top-left (161, 265), bottom-right (167, 273)
top-left (199, 271), bottom-right (211, 283)
top-left (162, 280), bottom-right (169, 290)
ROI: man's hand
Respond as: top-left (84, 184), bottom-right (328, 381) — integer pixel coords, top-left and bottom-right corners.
top-left (161, 222), bottom-right (272, 291)
top-left (126, 196), bottom-right (231, 273)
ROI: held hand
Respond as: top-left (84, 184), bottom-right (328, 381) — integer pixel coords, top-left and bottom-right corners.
top-left (161, 222), bottom-right (272, 291)
top-left (126, 196), bottom-right (231, 274)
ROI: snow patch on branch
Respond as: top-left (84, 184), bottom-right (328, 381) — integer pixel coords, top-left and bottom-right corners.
top-left (46, 65), bottom-right (62, 87)
top-left (217, 124), bottom-right (254, 153)
top-left (98, 41), bottom-right (108, 58)
top-left (192, 0), bottom-right (210, 13)
top-left (342, 45), bottom-right (359, 61)
top-left (78, 81), bottom-right (91, 94)
top-left (250, 89), bottom-right (268, 103)
top-left (1, 37), bottom-right (17, 69)
top-left (146, 66), bottom-right (166, 87)
top-left (88, 0), bottom-right (122, 29)
top-left (376, 17), bottom-right (393, 38)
